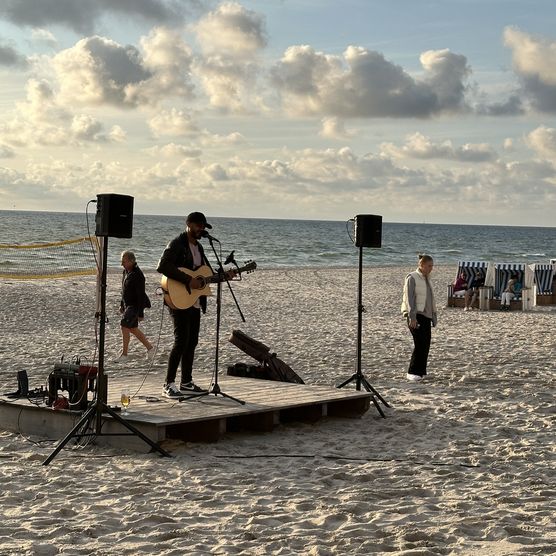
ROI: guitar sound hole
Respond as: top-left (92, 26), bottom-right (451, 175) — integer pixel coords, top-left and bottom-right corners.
top-left (198, 277), bottom-right (206, 288)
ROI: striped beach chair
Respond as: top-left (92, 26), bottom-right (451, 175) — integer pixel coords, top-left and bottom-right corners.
top-left (493, 263), bottom-right (534, 309)
top-left (530, 263), bottom-right (556, 305)
top-left (447, 261), bottom-right (491, 307)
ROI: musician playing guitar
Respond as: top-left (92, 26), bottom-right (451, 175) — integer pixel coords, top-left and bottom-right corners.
top-left (157, 212), bottom-right (234, 398)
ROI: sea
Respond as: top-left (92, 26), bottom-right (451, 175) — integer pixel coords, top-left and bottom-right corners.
top-left (1, 210), bottom-right (556, 271)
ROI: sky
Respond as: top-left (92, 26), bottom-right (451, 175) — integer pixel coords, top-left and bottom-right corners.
top-left (1, 0), bottom-right (556, 226)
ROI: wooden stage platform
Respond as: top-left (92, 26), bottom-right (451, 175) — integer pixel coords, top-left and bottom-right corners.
top-left (0, 375), bottom-right (373, 452)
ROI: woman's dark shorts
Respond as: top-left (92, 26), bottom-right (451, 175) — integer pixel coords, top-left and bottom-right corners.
top-left (121, 306), bottom-right (144, 329)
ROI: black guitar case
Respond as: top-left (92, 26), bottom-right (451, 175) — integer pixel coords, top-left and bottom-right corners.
top-left (228, 329), bottom-right (304, 384)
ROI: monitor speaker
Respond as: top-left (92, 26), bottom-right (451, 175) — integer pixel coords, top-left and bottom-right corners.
top-left (95, 194), bottom-right (134, 238)
top-left (354, 214), bottom-right (382, 248)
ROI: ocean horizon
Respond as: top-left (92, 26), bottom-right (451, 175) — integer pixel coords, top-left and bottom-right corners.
top-left (1, 209), bottom-right (556, 271)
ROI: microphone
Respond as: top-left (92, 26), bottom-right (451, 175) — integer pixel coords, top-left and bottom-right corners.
top-left (224, 250), bottom-right (236, 266)
top-left (200, 230), bottom-right (220, 242)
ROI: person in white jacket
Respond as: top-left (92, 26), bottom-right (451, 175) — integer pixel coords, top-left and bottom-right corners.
top-left (401, 254), bottom-right (437, 382)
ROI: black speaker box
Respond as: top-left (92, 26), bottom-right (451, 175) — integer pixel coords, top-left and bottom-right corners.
top-left (354, 214), bottom-right (382, 248)
top-left (95, 194), bottom-right (134, 238)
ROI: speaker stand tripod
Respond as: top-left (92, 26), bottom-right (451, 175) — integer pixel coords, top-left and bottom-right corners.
top-left (43, 236), bottom-right (171, 465)
top-left (337, 244), bottom-right (391, 418)
top-left (180, 237), bottom-right (245, 405)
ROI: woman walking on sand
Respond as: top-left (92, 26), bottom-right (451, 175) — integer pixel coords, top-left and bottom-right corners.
top-left (117, 250), bottom-right (154, 361)
top-left (401, 254), bottom-right (437, 382)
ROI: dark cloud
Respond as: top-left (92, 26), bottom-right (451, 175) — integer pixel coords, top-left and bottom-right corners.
top-left (271, 45), bottom-right (471, 119)
top-left (0, 42), bottom-right (28, 68)
top-left (504, 27), bottom-right (556, 114)
top-left (53, 36), bottom-right (153, 107)
top-left (0, 0), bottom-right (196, 34)
top-left (519, 76), bottom-right (556, 113)
top-left (476, 94), bottom-right (525, 116)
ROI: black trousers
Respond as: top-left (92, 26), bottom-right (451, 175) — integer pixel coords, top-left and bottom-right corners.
top-left (165, 307), bottom-right (201, 385)
top-left (408, 313), bottom-right (432, 377)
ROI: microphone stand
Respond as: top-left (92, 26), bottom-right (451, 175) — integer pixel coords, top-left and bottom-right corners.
top-left (180, 237), bottom-right (246, 405)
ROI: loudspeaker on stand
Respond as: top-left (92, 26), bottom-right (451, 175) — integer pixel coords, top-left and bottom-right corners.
top-left (95, 194), bottom-right (134, 238)
top-left (354, 214), bottom-right (382, 248)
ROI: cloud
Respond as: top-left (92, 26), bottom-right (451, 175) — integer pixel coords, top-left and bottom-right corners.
top-left (51, 31), bottom-right (194, 108)
top-left (198, 131), bottom-right (246, 147)
top-left (30, 28), bottom-right (58, 49)
top-left (476, 94), bottom-right (524, 116)
top-left (194, 2), bottom-right (267, 57)
top-left (270, 45), bottom-right (471, 118)
top-left (109, 125), bottom-right (126, 142)
top-left (525, 126), bottom-right (556, 159)
top-left (381, 132), bottom-right (497, 162)
top-left (3, 144), bottom-right (556, 223)
top-left (71, 114), bottom-right (104, 140)
top-left (148, 108), bottom-right (200, 137)
top-left (504, 26), bottom-right (556, 113)
top-left (192, 3), bottom-right (267, 113)
top-left (0, 79), bottom-right (71, 146)
top-left (0, 41), bottom-right (28, 68)
top-left (52, 36), bottom-right (152, 107)
top-left (503, 138), bottom-right (515, 151)
top-left (319, 117), bottom-right (356, 139)
top-left (419, 49), bottom-right (470, 112)
top-left (71, 113), bottom-right (123, 143)
top-left (128, 26), bottom-right (195, 104)
top-left (144, 143), bottom-right (202, 158)
top-left (0, 144), bottom-right (15, 158)
top-left (193, 55), bottom-right (261, 112)
top-left (203, 162), bottom-right (228, 180)
top-left (0, 0), bottom-right (193, 34)
top-left (147, 109), bottom-right (247, 147)
top-left (0, 78), bottom-right (124, 146)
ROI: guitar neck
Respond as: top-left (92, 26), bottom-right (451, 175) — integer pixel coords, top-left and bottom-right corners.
top-left (206, 271), bottom-right (227, 285)
top-left (205, 265), bottom-right (250, 284)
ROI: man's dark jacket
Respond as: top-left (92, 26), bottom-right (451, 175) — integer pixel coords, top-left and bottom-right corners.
top-left (156, 232), bottom-right (210, 313)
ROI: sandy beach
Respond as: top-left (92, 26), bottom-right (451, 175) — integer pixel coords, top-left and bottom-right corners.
top-left (0, 265), bottom-right (554, 555)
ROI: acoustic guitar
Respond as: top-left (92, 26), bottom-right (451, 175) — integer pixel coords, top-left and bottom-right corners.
top-left (160, 261), bottom-right (257, 310)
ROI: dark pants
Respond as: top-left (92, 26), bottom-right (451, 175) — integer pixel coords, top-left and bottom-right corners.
top-left (408, 314), bottom-right (432, 377)
top-left (165, 307), bottom-right (201, 385)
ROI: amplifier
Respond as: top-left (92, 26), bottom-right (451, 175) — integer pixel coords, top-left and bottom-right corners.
top-left (48, 364), bottom-right (97, 410)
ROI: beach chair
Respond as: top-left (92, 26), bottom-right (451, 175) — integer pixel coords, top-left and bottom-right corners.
top-left (493, 263), bottom-right (534, 310)
top-left (447, 261), bottom-right (491, 308)
top-left (530, 263), bottom-right (556, 306)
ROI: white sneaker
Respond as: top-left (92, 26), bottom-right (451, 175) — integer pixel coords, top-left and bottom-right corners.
top-left (146, 347), bottom-right (155, 360)
top-left (463, 307), bottom-right (469, 312)
top-left (115, 353), bottom-right (129, 362)
top-left (407, 373), bottom-right (423, 382)
top-left (162, 383), bottom-right (183, 398)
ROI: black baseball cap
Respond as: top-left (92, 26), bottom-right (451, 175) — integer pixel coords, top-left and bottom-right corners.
top-left (186, 211), bottom-right (212, 229)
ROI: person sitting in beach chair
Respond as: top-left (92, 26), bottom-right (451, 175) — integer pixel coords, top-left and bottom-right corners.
top-left (452, 271), bottom-right (468, 297)
top-left (464, 269), bottom-right (485, 311)
top-left (447, 261), bottom-right (490, 308)
top-left (500, 273), bottom-right (519, 311)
